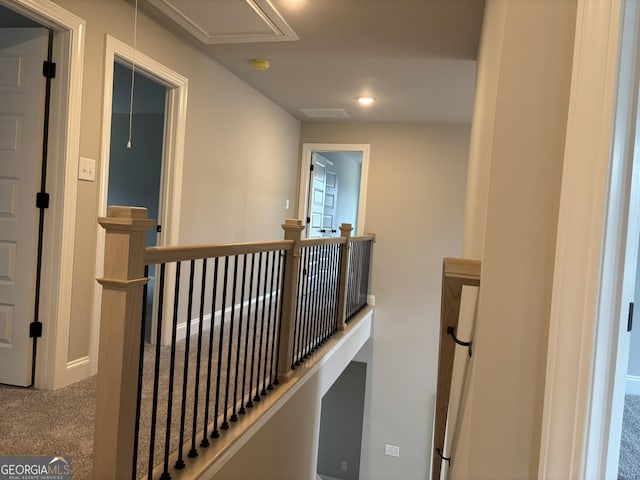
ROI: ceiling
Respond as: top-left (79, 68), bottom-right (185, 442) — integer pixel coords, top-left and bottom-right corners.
top-left (135, 0), bottom-right (485, 123)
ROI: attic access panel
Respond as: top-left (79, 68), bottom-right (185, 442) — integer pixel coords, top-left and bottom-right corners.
top-left (148, 0), bottom-right (299, 44)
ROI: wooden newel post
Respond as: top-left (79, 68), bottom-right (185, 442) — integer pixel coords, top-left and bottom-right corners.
top-left (337, 223), bottom-right (353, 330)
top-left (92, 206), bottom-right (154, 480)
top-left (277, 218), bottom-right (304, 381)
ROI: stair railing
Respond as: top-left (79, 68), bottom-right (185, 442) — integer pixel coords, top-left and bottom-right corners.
top-left (92, 206), bottom-right (375, 480)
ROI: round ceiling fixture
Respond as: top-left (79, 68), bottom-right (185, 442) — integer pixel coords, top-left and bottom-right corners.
top-left (250, 59), bottom-right (270, 71)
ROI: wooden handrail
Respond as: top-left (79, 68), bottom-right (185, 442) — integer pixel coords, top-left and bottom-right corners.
top-left (145, 240), bottom-right (292, 264)
top-left (432, 257), bottom-right (481, 480)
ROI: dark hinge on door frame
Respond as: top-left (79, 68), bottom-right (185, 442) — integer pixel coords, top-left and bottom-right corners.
top-left (28, 29), bottom-right (55, 387)
top-left (628, 302), bottom-right (634, 332)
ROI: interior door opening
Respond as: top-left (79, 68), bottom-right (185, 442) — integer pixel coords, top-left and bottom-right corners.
top-left (108, 61), bottom-right (166, 342)
top-left (299, 144), bottom-right (370, 239)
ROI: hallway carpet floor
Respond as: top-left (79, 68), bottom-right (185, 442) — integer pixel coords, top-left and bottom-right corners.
top-left (619, 393), bottom-right (640, 480)
top-left (0, 375), bottom-right (96, 479)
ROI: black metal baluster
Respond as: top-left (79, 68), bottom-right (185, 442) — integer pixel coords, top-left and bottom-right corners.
top-left (312, 245), bottom-right (322, 349)
top-left (245, 254), bottom-right (258, 409)
top-left (222, 256), bottom-right (238, 430)
top-left (292, 246), bottom-right (306, 367)
top-left (346, 242), bottom-right (353, 318)
top-left (175, 260), bottom-right (196, 470)
top-left (268, 250), bottom-right (282, 388)
top-left (132, 265), bottom-right (148, 480)
top-left (326, 244), bottom-right (334, 335)
top-left (255, 252), bottom-right (268, 400)
top-left (262, 252), bottom-right (275, 395)
top-left (160, 262), bottom-right (181, 480)
top-left (212, 257), bottom-right (229, 438)
top-left (262, 251), bottom-right (276, 393)
top-left (146, 264), bottom-right (166, 479)
top-left (188, 259), bottom-right (207, 458)
top-left (333, 243), bottom-right (341, 329)
top-left (273, 251), bottom-right (287, 384)
top-left (320, 245), bottom-right (330, 343)
top-left (203, 258), bottom-right (219, 445)
top-left (307, 245), bottom-right (320, 354)
top-left (232, 255), bottom-right (248, 420)
top-left (300, 247), bottom-right (312, 360)
top-left (362, 240), bottom-right (372, 308)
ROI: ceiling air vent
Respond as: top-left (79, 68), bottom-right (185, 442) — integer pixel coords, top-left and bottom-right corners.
top-left (300, 108), bottom-right (350, 119)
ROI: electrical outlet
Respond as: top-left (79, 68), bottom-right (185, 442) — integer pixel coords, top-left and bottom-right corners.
top-left (341, 460), bottom-right (348, 471)
top-left (384, 444), bottom-right (400, 457)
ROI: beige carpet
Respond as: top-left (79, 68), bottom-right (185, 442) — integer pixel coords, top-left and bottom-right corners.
top-left (0, 315), bottom-right (281, 480)
top-left (0, 376), bottom-right (96, 479)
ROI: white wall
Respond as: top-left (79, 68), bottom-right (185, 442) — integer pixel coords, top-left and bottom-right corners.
top-left (49, 0), bottom-right (300, 367)
top-left (302, 123), bottom-right (470, 480)
top-left (451, 1), bottom-right (577, 478)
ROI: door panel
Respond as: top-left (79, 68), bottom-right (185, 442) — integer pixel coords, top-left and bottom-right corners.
top-left (0, 28), bottom-right (48, 386)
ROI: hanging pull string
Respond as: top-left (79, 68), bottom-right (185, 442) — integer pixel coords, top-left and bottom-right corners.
top-left (127, 0), bottom-right (139, 149)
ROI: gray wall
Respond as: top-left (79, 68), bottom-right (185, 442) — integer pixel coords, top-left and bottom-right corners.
top-left (317, 361), bottom-right (367, 480)
top-left (303, 123), bottom-right (470, 480)
top-left (53, 0), bottom-right (300, 364)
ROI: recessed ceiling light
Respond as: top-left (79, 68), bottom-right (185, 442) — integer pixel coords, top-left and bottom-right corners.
top-left (357, 96), bottom-right (376, 106)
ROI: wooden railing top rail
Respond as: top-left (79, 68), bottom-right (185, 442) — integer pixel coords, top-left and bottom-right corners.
top-left (352, 234), bottom-right (376, 242)
top-left (144, 240), bottom-right (293, 265)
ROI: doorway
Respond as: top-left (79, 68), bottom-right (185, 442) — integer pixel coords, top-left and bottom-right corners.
top-left (0, 1), bottom-right (84, 389)
top-left (90, 34), bottom-right (187, 369)
top-left (108, 61), bottom-right (166, 342)
top-left (298, 144), bottom-right (370, 238)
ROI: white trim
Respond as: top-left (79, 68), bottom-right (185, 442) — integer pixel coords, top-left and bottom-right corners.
top-left (298, 144), bottom-right (370, 237)
top-left (538, 1), bottom-right (630, 479)
top-left (91, 34), bottom-right (188, 375)
top-left (175, 292), bottom-right (277, 342)
top-left (0, 0), bottom-right (85, 390)
top-left (626, 375), bottom-right (640, 396)
top-left (64, 356), bottom-right (91, 385)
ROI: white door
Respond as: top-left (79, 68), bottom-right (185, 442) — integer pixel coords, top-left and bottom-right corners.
top-left (0, 28), bottom-right (48, 386)
top-left (307, 154), bottom-right (339, 238)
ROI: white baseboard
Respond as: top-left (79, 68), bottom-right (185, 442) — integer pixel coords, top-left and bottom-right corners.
top-left (175, 292), bottom-right (276, 342)
top-left (626, 375), bottom-right (640, 395)
top-left (317, 474), bottom-right (344, 480)
top-left (65, 356), bottom-right (91, 385)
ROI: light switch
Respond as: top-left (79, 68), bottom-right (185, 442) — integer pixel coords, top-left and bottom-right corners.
top-left (79, 157), bottom-right (96, 182)
top-left (384, 444), bottom-right (400, 457)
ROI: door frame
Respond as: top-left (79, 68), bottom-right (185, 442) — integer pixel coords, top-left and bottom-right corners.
top-left (0, 0), bottom-right (85, 389)
top-left (538, 0), bottom-right (640, 477)
top-left (90, 34), bottom-right (187, 369)
top-left (298, 143), bottom-right (370, 236)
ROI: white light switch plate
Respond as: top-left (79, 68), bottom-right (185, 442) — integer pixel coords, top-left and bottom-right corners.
top-left (78, 157), bottom-right (96, 182)
top-left (384, 444), bottom-right (400, 457)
